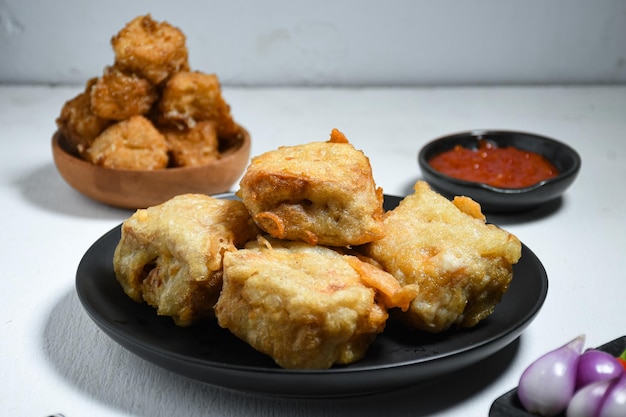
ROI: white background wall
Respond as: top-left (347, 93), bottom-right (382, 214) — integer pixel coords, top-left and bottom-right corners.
top-left (1, 0), bottom-right (626, 87)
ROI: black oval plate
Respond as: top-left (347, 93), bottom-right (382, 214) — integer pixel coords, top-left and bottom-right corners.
top-left (75, 195), bottom-right (548, 397)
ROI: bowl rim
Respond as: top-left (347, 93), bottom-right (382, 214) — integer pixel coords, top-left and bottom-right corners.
top-left (52, 126), bottom-right (251, 175)
top-left (418, 129), bottom-right (582, 195)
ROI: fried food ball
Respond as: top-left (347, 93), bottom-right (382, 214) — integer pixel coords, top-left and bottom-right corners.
top-left (162, 121), bottom-right (220, 167)
top-left (114, 194), bottom-right (261, 326)
top-left (86, 115), bottom-right (168, 170)
top-left (236, 129), bottom-right (385, 247)
top-left (111, 14), bottom-right (189, 85)
top-left (90, 66), bottom-right (158, 120)
top-left (56, 77), bottom-right (113, 156)
top-left (361, 181), bottom-right (522, 332)
top-left (214, 237), bottom-right (389, 369)
top-left (157, 71), bottom-right (240, 138)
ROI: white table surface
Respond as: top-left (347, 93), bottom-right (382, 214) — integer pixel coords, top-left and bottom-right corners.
top-left (1, 84), bottom-right (625, 417)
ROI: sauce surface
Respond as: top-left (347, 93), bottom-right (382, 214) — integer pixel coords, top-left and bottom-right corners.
top-left (428, 140), bottom-right (559, 188)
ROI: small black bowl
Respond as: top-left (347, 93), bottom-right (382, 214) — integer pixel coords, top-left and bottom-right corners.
top-left (418, 130), bottom-right (581, 213)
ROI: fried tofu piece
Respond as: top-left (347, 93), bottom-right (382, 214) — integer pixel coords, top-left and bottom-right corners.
top-left (157, 71), bottom-right (240, 138)
top-left (215, 237), bottom-right (389, 369)
top-left (111, 14), bottom-right (189, 85)
top-left (162, 121), bottom-right (220, 167)
top-left (86, 115), bottom-right (169, 170)
top-left (237, 129), bottom-right (385, 247)
top-left (90, 66), bottom-right (158, 120)
top-left (114, 194), bottom-right (261, 326)
top-left (362, 181), bottom-right (522, 332)
top-left (56, 77), bottom-right (113, 157)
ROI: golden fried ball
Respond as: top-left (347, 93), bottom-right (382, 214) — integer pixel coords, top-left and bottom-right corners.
top-left (111, 14), bottom-right (189, 85)
top-left (162, 121), bottom-right (220, 167)
top-left (90, 66), bottom-right (158, 120)
top-left (56, 78), bottom-right (113, 156)
top-left (86, 115), bottom-right (168, 170)
top-left (157, 71), bottom-right (240, 138)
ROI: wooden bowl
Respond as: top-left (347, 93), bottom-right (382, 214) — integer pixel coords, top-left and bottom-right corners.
top-left (52, 127), bottom-right (251, 209)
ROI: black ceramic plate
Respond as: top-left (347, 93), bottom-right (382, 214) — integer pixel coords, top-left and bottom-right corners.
top-left (75, 195), bottom-right (549, 397)
top-left (490, 336), bottom-right (626, 417)
top-left (418, 130), bottom-right (581, 213)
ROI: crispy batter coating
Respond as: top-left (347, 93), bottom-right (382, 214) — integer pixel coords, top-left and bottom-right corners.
top-left (111, 14), bottom-right (189, 85)
top-left (215, 237), bottom-right (389, 369)
top-left (114, 194), bottom-right (261, 326)
top-left (343, 253), bottom-right (419, 312)
top-left (56, 78), bottom-right (113, 156)
top-left (90, 66), bottom-right (158, 120)
top-left (362, 181), bottom-right (522, 332)
top-left (237, 129), bottom-right (385, 246)
top-left (86, 115), bottom-right (169, 170)
top-left (157, 71), bottom-right (240, 138)
top-left (162, 121), bottom-right (220, 167)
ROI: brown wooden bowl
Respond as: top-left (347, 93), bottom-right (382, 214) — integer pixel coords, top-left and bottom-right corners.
top-left (52, 126), bottom-right (251, 209)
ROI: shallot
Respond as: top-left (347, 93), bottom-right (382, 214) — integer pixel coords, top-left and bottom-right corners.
top-left (567, 374), bottom-right (626, 417)
top-left (566, 378), bottom-right (613, 417)
top-left (576, 349), bottom-right (624, 389)
top-left (517, 335), bottom-right (585, 416)
top-left (598, 373), bottom-right (626, 417)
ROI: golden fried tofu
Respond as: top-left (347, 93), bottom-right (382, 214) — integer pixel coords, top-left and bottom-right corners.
top-left (90, 66), bottom-right (158, 120)
top-left (86, 115), bottom-right (169, 170)
top-left (162, 121), bottom-right (220, 167)
top-left (114, 194), bottom-right (261, 326)
top-left (214, 237), bottom-right (389, 369)
top-left (362, 181), bottom-right (522, 332)
top-left (56, 78), bottom-right (113, 157)
top-left (157, 71), bottom-right (240, 138)
top-left (111, 14), bottom-right (189, 85)
top-left (237, 129), bottom-right (385, 247)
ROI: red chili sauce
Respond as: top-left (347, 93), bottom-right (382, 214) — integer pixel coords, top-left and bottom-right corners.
top-left (428, 140), bottom-right (559, 188)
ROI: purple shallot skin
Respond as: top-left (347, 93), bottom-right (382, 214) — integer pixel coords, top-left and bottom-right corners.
top-left (576, 349), bottom-right (624, 389)
top-left (598, 373), bottom-right (626, 417)
top-left (518, 335), bottom-right (585, 417)
top-left (566, 378), bottom-right (612, 417)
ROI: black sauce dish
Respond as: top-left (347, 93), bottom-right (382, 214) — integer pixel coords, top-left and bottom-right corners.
top-left (418, 130), bottom-right (581, 213)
